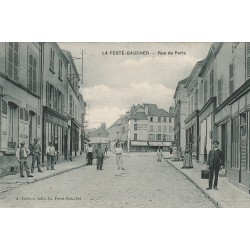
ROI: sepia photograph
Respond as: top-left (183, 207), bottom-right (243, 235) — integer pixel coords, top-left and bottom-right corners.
top-left (0, 42), bottom-right (250, 208)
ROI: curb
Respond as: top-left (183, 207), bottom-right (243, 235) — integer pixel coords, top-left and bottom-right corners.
top-left (166, 159), bottom-right (220, 208)
top-left (0, 164), bottom-right (86, 194)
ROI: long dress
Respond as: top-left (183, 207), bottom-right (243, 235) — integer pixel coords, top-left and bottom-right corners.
top-left (172, 146), bottom-right (178, 159)
top-left (183, 149), bottom-right (193, 168)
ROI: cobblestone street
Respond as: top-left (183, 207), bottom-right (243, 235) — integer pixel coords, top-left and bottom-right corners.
top-left (0, 153), bottom-right (217, 207)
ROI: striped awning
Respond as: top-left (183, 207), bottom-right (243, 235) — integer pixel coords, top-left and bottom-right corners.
top-left (131, 141), bottom-right (148, 146)
top-left (148, 142), bottom-right (163, 146)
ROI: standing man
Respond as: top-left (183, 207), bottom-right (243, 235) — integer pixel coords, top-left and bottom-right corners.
top-left (16, 142), bottom-right (33, 178)
top-left (96, 143), bottom-right (105, 170)
top-left (46, 142), bottom-right (56, 170)
top-left (86, 144), bottom-right (93, 165)
top-left (206, 140), bottom-right (223, 190)
top-left (30, 138), bottom-right (42, 173)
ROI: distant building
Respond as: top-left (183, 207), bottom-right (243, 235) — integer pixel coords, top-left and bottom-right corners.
top-left (173, 78), bottom-right (188, 153)
top-left (108, 104), bottom-right (174, 152)
top-left (86, 123), bottom-right (109, 148)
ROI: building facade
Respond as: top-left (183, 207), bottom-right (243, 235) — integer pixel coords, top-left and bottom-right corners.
top-left (0, 42), bottom-right (42, 176)
top-left (177, 42), bottom-right (250, 192)
top-left (108, 104), bottom-right (174, 152)
top-left (173, 78), bottom-right (188, 153)
top-left (0, 42), bottom-right (87, 177)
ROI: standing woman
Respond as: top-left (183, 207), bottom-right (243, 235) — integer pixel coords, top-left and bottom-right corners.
top-left (172, 144), bottom-right (178, 160)
top-left (114, 141), bottom-right (125, 173)
top-left (182, 145), bottom-right (193, 169)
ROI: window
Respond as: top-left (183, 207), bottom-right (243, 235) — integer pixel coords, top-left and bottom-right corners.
top-left (169, 126), bottom-right (173, 133)
top-left (58, 59), bottom-right (63, 80)
top-left (28, 54), bottom-right (37, 95)
top-left (134, 134), bottom-right (137, 141)
top-left (50, 48), bottom-right (55, 72)
top-left (2, 99), bottom-right (7, 115)
top-left (150, 117), bottom-right (153, 122)
top-left (169, 117), bottom-right (172, 123)
top-left (204, 79), bottom-right (208, 104)
top-left (194, 89), bottom-right (198, 110)
top-left (163, 117), bottom-right (166, 122)
top-left (163, 134), bottom-right (167, 141)
top-left (134, 124), bottom-right (138, 131)
top-left (135, 119), bottom-right (137, 123)
top-left (191, 95), bottom-right (194, 113)
top-left (157, 134), bottom-right (161, 141)
top-left (69, 95), bottom-right (73, 116)
top-left (158, 125), bottom-right (161, 132)
top-left (7, 42), bottom-right (19, 81)
top-left (229, 62), bottom-right (234, 95)
top-left (8, 104), bottom-right (18, 149)
top-left (150, 125), bottom-right (153, 132)
top-left (218, 76), bottom-right (223, 105)
top-left (158, 117), bottom-right (161, 122)
top-left (210, 69), bottom-right (214, 97)
top-left (163, 125), bottom-right (167, 132)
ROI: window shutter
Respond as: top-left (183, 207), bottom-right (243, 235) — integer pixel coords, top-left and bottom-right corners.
top-left (2, 99), bottom-right (7, 115)
top-left (33, 58), bottom-right (37, 94)
top-left (246, 43), bottom-right (250, 80)
top-left (20, 108), bottom-right (24, 120)
top-left (13, 42), bottom-right (19, 81)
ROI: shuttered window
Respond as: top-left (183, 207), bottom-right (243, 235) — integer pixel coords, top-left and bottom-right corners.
top-left (229, 62), bottom-right (235, 95)
top-left (2, 99), bottom-right (7, 115)
top-left (50, 48), bottom-right (55, 71)
top-left (218, 76), bottom-right (223, 105)
top-left (204, 79), bottom-right (208, 104)
top-left (69, 95), bottom-right (73, 116)
top-left (210, 68), bottom-right (214, 97)
top-left (28, 54), bottom-right (37, 95)
top-left (7, 42), bottom-right (19, 81)
top-left (20, 108), bottom-right (24, 120)
top-left (58, 59), bottom-right (63, 80)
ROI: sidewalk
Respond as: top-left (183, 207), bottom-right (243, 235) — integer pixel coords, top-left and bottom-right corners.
top-left (0, 155), bottom-right (87, 194)
top-left (165, 153), bottom-right (250, 208)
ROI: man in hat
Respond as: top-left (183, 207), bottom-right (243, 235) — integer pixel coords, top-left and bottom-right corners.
top-left (16, 141), bottom-right (33, 178)
top-left (206, 140), bottom-right (224, 190)
top-left (30, 138), bottom-right (42, 173)
top-left (96, 143), bottom-right (105, 170)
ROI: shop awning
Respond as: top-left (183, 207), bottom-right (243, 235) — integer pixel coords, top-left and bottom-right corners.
top-left (162, 142), bottom-right (171, 146)
top-left (148, 142), bottom-right (163, 146)
top-left (131, 141), bottom-right (148, 146)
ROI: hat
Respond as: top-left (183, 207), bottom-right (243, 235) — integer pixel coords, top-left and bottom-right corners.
top-left (212, 140), bottom-right (219, 145)
top-left (20, 141), bottom-right (25, 145)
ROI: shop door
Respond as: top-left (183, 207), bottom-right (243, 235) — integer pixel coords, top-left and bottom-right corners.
top-left (239, 113), bottom-right (247, 184)
top-left (64, 129), bottom-right (68, 160)
top-left (221, 123), bottom-right (227, 169)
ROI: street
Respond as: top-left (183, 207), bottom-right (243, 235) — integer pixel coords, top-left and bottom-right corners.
top-left (0, 153), bottom-right (217, 208)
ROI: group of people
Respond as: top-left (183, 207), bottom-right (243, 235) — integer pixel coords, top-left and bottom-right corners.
top-left (15, 139), bottom-right (57, 178)
top-left (85, 141), bottom-right (125, 175)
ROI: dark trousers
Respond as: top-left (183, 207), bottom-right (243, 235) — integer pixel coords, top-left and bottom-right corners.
top-left (97, 157), bottom-right (103, 170)
top-left (31, 154), bottom-right (41, 171)
top-left (87, 152), bottom-right (93, 165)
top-left (208, 166), bottom-right (220, 188)
top-left (47, 155), bottom-right (55, 170)
top-left (20, 158), bottom-right (30, 176)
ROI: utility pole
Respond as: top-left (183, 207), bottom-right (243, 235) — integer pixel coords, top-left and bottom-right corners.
top-left (81, 49), bottom-right (84, 86)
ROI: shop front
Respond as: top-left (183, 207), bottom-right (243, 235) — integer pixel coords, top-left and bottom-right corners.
top-left (130, 140), bottom-right (148, 152)
top-left (198, 97), bottom-right (216, 164)
top-left (42, 107), bottom-right (68, 163)
top-left (184, 110), bottom-right (199, 161)
top-left (227, 82), bottom-right (250, 191)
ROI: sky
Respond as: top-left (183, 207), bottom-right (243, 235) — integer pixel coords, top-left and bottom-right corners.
top-left (59, 43), bottom-right (212, 129)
